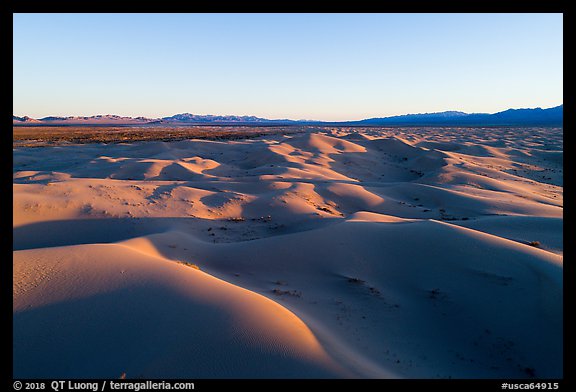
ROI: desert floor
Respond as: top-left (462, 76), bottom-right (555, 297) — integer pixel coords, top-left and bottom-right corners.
top-left (13, 127), bottom-right (563, 378)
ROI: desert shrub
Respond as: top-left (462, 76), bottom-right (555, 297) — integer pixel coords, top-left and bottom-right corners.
top-left (179, 261), bottom-right (200, 270)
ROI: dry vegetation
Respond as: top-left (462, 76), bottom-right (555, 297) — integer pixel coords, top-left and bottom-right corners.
top-left (13, 126), bottom-right (308, 147)
top-left (178, 261), bottom-right (200, 270)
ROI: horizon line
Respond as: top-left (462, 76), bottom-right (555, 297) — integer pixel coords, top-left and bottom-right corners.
top-left (13, 103), bottom-right (564, 123)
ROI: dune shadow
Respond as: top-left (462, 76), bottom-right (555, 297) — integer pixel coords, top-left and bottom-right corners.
top-left (13, 218), bottom-right (183, 251)
top-left (14, 284), bottom-right (335, 379)
top-left (13, 214), bottom-right (342, 252)
top-left (145, 184), bottom-right (179, 202)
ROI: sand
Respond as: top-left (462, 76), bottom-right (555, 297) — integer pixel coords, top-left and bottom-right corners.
top-left (13, 127), bottom-right (563, 378)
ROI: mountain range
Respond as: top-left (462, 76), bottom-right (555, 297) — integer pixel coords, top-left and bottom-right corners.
top-left (13, 105), bottom-right (563, 126)
top-left (351, 105), bottom-right (563, 126)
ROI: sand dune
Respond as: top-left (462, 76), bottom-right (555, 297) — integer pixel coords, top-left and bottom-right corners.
top-left (13, 127), bottom-right (563, 378)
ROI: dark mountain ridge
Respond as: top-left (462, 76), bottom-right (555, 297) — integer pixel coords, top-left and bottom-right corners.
top-left (14, 105), bottom-right (562, 126)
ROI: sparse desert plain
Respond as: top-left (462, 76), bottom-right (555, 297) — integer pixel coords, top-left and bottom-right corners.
top-left (13, 126), bottom-right (563, 379)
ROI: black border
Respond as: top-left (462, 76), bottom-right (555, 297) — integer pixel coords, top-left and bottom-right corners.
top-left (10, 2), bottom-right (567, 13)
top-left (8, 3), bottom-right (569, 390)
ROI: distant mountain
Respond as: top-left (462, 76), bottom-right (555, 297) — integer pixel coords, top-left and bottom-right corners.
top-left (13, 105), bottom-right (562, 126)
top-left (163, 113), bottom-right (272, 123)
top-left (39, 116), bottom-right (68, 121)
top-left (13, 115), bottom-right (40, 123)
top-left (12, 113), bottom-right (297, 126)
top-left (19, 115), bottom-right (159, 125)
top-left (161, 113), bottom-right (300, 124)
top-left (357, 111), bottom-right (470, 125)
top-left (354, 105), bottom-right (563, 126)
top-left (488, 105), bottom-right (563, 124)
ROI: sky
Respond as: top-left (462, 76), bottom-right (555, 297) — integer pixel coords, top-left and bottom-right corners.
top-left (13, 13), bottom-right (563, 121)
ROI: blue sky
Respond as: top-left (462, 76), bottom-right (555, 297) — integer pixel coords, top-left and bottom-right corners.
top-left (13, 13), bottom-right (562, 121)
